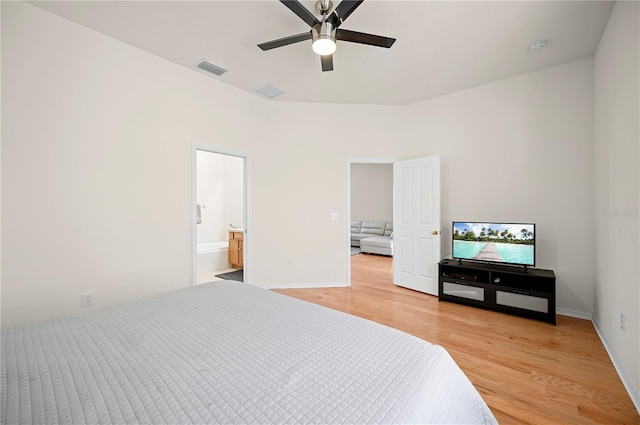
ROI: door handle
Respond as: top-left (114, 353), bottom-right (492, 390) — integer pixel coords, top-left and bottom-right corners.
top-left (432, 230), bottom-right (439, 235)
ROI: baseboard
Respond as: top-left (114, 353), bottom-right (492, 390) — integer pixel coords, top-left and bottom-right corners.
top-left (267, 281), bottom-right (349, 290)
top-left (592, 318), bottom-right (640, 414)
top-left (556, 308), bottom-right (593, 320)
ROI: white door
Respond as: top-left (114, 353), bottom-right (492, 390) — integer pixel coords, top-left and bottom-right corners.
top-left (392, 155), bottom-right (441, 295)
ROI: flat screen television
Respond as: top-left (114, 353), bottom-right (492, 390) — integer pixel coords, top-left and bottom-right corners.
top-left (452, 221), bottom-right (535, 267)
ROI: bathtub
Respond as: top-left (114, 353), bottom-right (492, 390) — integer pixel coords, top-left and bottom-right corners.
top-left (197, 241), bottom-right (230, 274)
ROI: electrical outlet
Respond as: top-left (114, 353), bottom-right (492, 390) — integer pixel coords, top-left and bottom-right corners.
top-left (620, 313), bottom-right (626, 332)
top-left (82, 292), bottom-right (94, 308)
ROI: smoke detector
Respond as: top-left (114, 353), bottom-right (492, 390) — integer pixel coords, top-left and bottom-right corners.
top-left (528, 40), bottom-right (547, 53)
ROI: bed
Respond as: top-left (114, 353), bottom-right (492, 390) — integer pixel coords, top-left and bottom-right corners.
top-left (1, 281), bottom-right (497, 424)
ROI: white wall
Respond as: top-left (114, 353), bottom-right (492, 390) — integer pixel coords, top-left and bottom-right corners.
top-left (405, 58), bottom-right (596, 315)
top-left (1, 2), bottom-right (267, 326)
top-left (351, 163), bottom-right (393, 222)
top-left (1, 2), bottom-right (600, 331)
top-left (249, 101), bottom-right (409, 288)
top-left (1, 1), bottom-right (410, 324)
top-left (594, 0), bottom-right (639, 407)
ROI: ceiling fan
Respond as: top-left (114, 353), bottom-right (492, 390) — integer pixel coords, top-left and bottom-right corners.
top-left (258, 0), bottom-right (396, 72)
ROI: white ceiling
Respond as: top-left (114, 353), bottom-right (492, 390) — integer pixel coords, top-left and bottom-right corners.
top-left (30, 1), bottom-right (615, 105)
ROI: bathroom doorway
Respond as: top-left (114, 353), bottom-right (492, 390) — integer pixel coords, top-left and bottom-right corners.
top-left (193, 147), bottom-right (248, 285)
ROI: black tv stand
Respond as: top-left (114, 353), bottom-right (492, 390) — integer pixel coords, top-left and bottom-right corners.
top-left (438, 260), bottom-right (556, 325)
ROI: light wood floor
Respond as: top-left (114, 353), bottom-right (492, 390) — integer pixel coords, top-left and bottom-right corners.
top-left (274, 254), bottom-right (639, 424)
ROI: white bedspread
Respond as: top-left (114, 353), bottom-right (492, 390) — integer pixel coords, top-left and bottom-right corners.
top-left (2, 281), bottom-right (497, 424)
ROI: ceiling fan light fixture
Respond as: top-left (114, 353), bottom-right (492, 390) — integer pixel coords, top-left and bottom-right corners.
top-left (312, 22), bottom-right (336, 55)
top-left (312, 38), bottom-right (336, 55)
top-left (257, 1), bottom-right (395, 71)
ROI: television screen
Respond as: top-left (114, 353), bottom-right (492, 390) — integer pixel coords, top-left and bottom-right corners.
top-left (452, 222), bottom-right (535, 267)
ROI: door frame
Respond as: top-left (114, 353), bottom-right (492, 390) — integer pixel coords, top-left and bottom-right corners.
top-left (192, 143), bottom-right (251, 286)
top-left (346, 157), bottom-right (396, 285)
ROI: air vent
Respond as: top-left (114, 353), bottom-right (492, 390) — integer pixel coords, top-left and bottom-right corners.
top-left (256, 84), bottom-right (286, 98)
top-left (196, 59), bottom-right (227, 76)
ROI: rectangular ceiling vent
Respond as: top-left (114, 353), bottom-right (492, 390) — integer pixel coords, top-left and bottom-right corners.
top-left (256, 84), bottom-right (286, 99)
top-left (196, 59), bottom-right (227, 76)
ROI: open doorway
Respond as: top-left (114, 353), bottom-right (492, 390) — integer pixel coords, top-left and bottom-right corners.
top-left (347, 156), bottom-right (441, 294)
top-left (193, 147), bottom-right (247, 285)
top-left (347, 159), bottom-right (394, 284)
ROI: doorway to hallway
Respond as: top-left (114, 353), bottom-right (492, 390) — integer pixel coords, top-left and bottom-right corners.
top-left (347, 156), bottom-right (441, 295)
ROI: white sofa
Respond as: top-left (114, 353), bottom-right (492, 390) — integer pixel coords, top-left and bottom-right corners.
top-left (351, 220), bottom-right (393, 256)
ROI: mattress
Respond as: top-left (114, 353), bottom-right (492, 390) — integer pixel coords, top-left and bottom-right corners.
top-left (2, 281), bottom-right (497, 424)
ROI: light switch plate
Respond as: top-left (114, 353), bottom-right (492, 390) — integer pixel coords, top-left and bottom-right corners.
top-left (330, 212), bottom-right (339, 221)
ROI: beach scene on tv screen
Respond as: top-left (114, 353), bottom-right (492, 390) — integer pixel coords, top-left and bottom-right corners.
top-left (453, 222), bottom-right (535, 266)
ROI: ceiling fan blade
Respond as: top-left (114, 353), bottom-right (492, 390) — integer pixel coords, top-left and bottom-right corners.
top-left (321, 54), bottom-right (334, 72)
top-left (280, 0), bottom-right (319, 27)
top-left (336, 28), bottom-right (396, 48)
top-left (327, 0), bottom-right (364, 26)
top-left (258, 32), bottom-right (312, 51)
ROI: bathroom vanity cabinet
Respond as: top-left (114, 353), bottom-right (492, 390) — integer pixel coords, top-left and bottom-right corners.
top-left (228, 231), bottom-right (244, 268)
